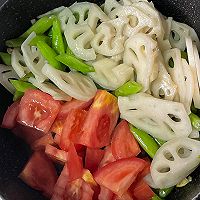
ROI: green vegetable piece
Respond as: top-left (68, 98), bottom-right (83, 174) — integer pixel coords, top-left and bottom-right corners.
top-left (20, 72), bottom-right (34, 82)
top-left (52, 18), bottom-right (65, 55)
top-left (114, 81), bottom-right (143, 97)
top-left (37, 40), bottom-right (64, 70)
top-left (48, 28), bottom-right (53, 39)
top-left (152, 194), bottom-right (163, 200)
top-left (29, 35), bottom-right (51, 46)
top-left (13, 90), bottom-right (24, 101)
top-left (21, 15), bottom-right (56, 38)
top-left (159, 187), bottom-right (174, 198)
top-left (56, 54), bottom-right (95, 73)
top-left (5, 37), bottom-right (25, 48)
top-left (129, 125), bottom-right (160, 158)
top-left (0, 52), bottom-right (11, 65)
top-left (189, 113), bottom-right (200, 131)
top-left (154, 138), bottom-right (166, 146)
top-left (10, 80), bottom-right (36, 92)
top-left (181, 51), bottom-right (188, 61)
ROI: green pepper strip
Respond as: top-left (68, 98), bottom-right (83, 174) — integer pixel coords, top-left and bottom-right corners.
top-left (10, 80), bottom-right (36, 92)
top-left (20, 72), bottom-right (34, 82)
top-left (114, 81), bottom-right (143, 97)
top-left (52, 18), bottom-right (65, 55)
top-left (158, 187), bottom-right (174, 198)
top-left (29, 35), bottom-right (51, 46)
top-left (13, 91), bottom-right (24, 101)
top-left (37, 40), bottom-right (64, 70)
top-left (129, 125), bottom-right (159, 159)
top-left (5, 37), bottom-right (25, 48)
top-left (21, 15), bottom-right (56, 38)
top-left (56, 54), bottom-right (95, 73)
top-left (152, 194), bottom-right (163, 200)
top-left (189, 112), bottom-right (200, 131)
top-left (0, 52), bottom-right (11, 65)
top-left (154, 138), bottom-right (166, 146)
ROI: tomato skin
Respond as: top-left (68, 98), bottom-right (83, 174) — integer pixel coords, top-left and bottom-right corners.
top-left (19, 151), bottom-right (57, 198)
top-left (111, 120), bottom-right (141, 160)
top-left (51, 98), bottom-right (93, 135)
top-left (45, 144), bottom-right (68, 164)
top-left (113, 192), bottom-right (133, 200)
top-left (99, 146), bottom-right (116, 168)
top-left (73, 90), bottom-right (119, 148)
top-left (60, 109), bottom-right (87, 151)
top-left (85, 148), bottom-right (105, 173)
top-left (18, 89), bottom-right (61, 133)
top-left (133, 179), bottom-right (154, 200)
top-left (12, 123), bottom-right (45, 144)
top-left (94, 157), bottom-right (146, 197)
top-left (68, 144), bottom-right (83, 181)
top-left (31, 133), bottom-right (54, 150)
top-left (98, 186), bottom-right (115, 200)
top-left (2, 101), bottom-right (20, 129)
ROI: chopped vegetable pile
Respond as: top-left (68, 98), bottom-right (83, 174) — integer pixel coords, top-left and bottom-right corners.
top-left (1, 0), bottom-right (200, 199)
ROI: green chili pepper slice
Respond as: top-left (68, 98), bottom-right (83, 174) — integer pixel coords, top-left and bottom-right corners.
top-left (189, 113), bottom-right (200, 131)
top-left (29, 35), bottom-right (51, 46)
top-left (158, 187), bottom-right (174, 198)
top-left (5, 37), bottom-right (25, 48)
top-left (13, 90), bottom-right (24, 101)
top-left (154, 138), bottom-right (166, 146)
top-left (10, 79), bottom-right (36, 92)
top-left (0, 52), bottom-right (11, 65)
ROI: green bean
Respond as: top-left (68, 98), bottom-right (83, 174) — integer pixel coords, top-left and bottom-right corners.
top-left (0, 52), bottom-right (11, 65)
top-left (114, 81), bottom-right (142, 97)
top-left (56, 54), bottom-right (95, 73)
top-left (21, 15), bottom-right (56, 38)
top-left (13, 90), bottom-right (24, 101)
top-left (129, 124), bottom-right (159, 158)
top-left (52, 18), bottom-right (65, 54)
top-left (5, 37), bottom-right (25, 48)
top-left (154, 138), bottom-right (166, 146)
top-left (10, 80), bottom-right (36, 92)
top-left (152, 194), bottom-right (163, 200)
top-left (159, 187), bottom-right (174, 198)
top-left (37, 40), bottom-right (64, 70)
top-left (29, 35), bottom-right (51, 46)
top-left (189, 113), bottom-right (200, 131)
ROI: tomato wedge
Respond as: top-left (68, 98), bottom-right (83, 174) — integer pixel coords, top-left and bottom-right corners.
top-left (1, 101), bottom-right (19, 129)
top-left (68, 143), bottom-right (83, 181)
top-left (45, 144), bottom-right (68, 164)
top-left (99, 146), bottom-right (116, 168)
top-left (19, 151), bottom-right (57, 198)
top-left (98, 186), bottom-right (115, 200)
top-left (111, 120), bottom-right (140, 160)
top-left (94, 157), bottom-right (146, 197)
top-left (85, 148), bottom-right (105, 173)
top-left (18, 89), bottom-right (61, 133)
top-left (133, 179), bottom-right (154, 200)
top-left (51, 98), bottom-right (93, 135)
top-left (31, 133), bottom-right (54, 150)
top-left (60, 109), bottom-right (87, 151)
top-left (72, 90), bottom-right (119, 148)
top-left (113, 192), bottom-right (133, 200)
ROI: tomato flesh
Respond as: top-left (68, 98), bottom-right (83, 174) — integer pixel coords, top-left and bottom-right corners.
top-left (18, 89), bottom-right (61, 133)
top-left (111, 120), bottom-right (140, 160)
top-left (19, 151), bottom-right (57, 198)
top-left (94, 157), bottom-right (146, 197)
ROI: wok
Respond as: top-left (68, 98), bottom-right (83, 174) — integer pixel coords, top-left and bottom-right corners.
top-left (0, 0), bottom-right (200, 199)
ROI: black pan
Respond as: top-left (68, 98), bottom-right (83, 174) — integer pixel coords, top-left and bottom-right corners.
top-left (0, 0), bottom-right (200, 199)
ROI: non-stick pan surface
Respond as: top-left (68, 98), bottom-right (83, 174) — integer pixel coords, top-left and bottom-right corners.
top-left (0, 0), bottom-right (200, 199)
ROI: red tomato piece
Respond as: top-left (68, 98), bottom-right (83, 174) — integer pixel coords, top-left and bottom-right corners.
top-left (111, 120), bottom-right (141, 160)
top-left (19, 151), bottom-right (57, 198)
top-left (31, 133), bottom-right (54, 150)
top-left (51, 164), bottom-right (69, 200)
top-left (60, 109), bottom-right (87, 151)
top-left (113, 192), bottom-right (133, 200)
top-left (68, 143), bottom-right (83, 181)
top-left (133, 179), bottom-right (154, 200)
top-left (98, 186), bottom-right (115, 200)
top-left (45, 144), bottom-right (68, 164)
top-left (12, 123), bottom-right (45, 144)
top-left (94, 157), bottom-right (146, 197)
top-left (72, 90), bottom-right (119, 148)
top-left (54, 133), bottom-right (61, 145)
top-left (85, 148), bottom-right (105, 173)
top-left (99, 146), bottom-right (116, 168)
top-left (18, 89), bottom-right (61, 133)
top-left (1, 101), bottom-right (19, 129)
top-left (51, 98), bottom-right (93, 135)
